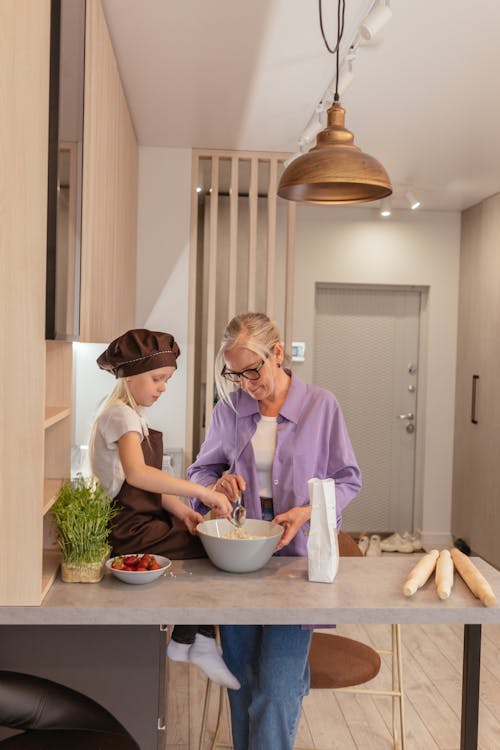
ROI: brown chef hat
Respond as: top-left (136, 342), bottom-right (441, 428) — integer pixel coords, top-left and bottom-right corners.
top-left (97, 329), bottom-right (180, 378)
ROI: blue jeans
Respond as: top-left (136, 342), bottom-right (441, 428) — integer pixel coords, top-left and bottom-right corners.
top-left (220, 625), bottom-right (312, 750)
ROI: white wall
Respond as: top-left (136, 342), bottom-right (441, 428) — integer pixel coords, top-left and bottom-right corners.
top-left (292, 205), bottom-right (461, 545)
top-left (135, 147), bottom-right (192, 451)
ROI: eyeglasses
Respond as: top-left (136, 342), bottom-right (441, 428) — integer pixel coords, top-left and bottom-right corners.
top-left (221, 358), bottom-right (267, 383)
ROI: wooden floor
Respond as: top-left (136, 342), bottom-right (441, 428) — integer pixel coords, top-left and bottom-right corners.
top-left (165, 624), bottom-right (500, 750)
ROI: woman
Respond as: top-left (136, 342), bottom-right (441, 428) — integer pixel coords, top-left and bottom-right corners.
top-left (188, 312), bottom-right (361, 750)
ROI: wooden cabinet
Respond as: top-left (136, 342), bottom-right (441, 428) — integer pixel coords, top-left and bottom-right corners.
top-left (79, 0), bottom-right (138, 342)
top-left (0, 0), bottom-right (137, 605)
top-left (452, 193), bottom-right (500, 568)
top-left (0, 0), bottom-right (51, 606)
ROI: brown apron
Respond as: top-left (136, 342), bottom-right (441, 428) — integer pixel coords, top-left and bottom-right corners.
top-left (110, 428), bottom-right (205, 559)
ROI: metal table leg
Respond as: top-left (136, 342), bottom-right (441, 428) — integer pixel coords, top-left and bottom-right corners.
top-left (461, 624), bottom-right (482, 750)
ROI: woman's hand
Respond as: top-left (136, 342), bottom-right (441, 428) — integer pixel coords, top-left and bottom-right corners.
top-left (213, 473), bottom-right (246, 502)
top-left (273, 505), bottom-right (311, 551)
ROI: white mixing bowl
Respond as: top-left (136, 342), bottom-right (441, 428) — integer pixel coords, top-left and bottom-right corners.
top-left (197, 518), bottom-right (283, 573)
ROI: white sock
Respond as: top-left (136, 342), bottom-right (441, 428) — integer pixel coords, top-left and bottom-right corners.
top-left (166, 639), bottom-right (191, 663)
top-left (189, 633), bottom-right (240, 690)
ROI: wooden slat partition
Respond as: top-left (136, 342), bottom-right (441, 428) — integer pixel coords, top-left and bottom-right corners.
top-left (188, 149), bottom-right (295, 454)
top-left (204, 158), bottom-right (220, 430)
top-left (185, 158), bottom-right (200, 464)
top-left (247, 157), bottom-right (258, 310)
top-left (284, 202), bottom-right (296, 356)
top-left (266, 159), bottom-right (278, 317)
top-left (228, 156), bottom-right (239, 321)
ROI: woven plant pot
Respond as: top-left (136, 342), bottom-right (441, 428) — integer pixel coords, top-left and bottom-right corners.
top-left (60, 559), bottom-right (105, 583)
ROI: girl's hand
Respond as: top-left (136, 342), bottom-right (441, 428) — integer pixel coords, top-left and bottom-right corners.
top-left (213, 473), bottom-right (246, 502)
top-left (162, 495), bottom-right (205, 533)
top-left (273, 506), bottom-right (311, 551)
top-left (182, 508), bottom-right (205, 535)
top-left (202, 488), bottom-right (233, 517)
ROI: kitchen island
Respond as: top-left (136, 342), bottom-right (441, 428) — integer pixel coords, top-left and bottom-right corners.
top-left (1, 555), bottom-right (499, 749)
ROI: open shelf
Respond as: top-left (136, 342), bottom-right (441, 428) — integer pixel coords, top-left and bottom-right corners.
top-left (44, 406), bottom-right (71, 429)
top-left (42, 340), bottom-right (73, 600)
top-left (43, 478), bottom-right (64, 514)
top-left (41, 549), bottom-right (62, 599)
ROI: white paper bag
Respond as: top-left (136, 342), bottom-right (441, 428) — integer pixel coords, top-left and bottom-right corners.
top-left (307, 477), bottom-right (339, 583)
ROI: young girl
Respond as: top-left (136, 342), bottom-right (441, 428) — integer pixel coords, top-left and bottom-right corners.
top-left (88, 328), bottom-right (240, 690)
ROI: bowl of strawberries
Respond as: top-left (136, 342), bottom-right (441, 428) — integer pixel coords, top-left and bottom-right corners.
top-left (105, 553), bottom-right (171, 584)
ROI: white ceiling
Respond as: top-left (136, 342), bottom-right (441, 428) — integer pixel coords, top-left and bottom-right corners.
top-left (102, 0), bottom-right (500, 211)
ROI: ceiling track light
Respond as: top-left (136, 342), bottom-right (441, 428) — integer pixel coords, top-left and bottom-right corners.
top-left (406, 190), bottom-right (421, 210)
top-left (359, 0), bottom-right (392, 41)
top-left (278, 0), bottom-right (392, 205)
top-left (379, 197), bottom-right (392, 217)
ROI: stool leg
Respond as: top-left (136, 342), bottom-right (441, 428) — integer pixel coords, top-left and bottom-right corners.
top-left (391, 624), bottom-right (407, 750)
top-left (395, 625), bottom-right (407, 750)
top-left (198, 680), bottom-right (231, 750)
top-left (198, 678), bottom-right (213, 750)
top-left (391, 624), bottom-right (399, 750)
top-left (210, 685), bottom-right (227, 750)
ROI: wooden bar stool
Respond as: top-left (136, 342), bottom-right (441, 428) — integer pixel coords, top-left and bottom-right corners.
top-left (300, 624), bottom-right (406, 750)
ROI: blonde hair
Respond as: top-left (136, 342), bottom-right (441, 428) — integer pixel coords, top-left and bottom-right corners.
top-left (88, 378), bottom-right (139, 476)
top-left (215, 312), bottom-right (285, 404)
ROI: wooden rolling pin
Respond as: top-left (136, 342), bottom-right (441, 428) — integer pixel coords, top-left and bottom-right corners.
top-left (450, 547), bottom-right (497, 607)
top-left (403, 549), bottom-right (439, 596)
top-left (435, 549), bottom-right (454, 600)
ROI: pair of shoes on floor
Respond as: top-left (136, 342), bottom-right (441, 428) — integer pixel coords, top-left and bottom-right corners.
top-left (380, 531), bottom-right (422, 553)
top-left (167, 633), bottom-right (240, 690)
top-left (358, 534), bottom-right (382, 556)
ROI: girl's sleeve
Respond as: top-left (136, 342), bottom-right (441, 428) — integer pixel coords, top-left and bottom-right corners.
top-left (100, 404), bottom-right (144, 448)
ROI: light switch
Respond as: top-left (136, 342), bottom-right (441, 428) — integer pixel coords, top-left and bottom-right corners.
top-left (291, 341), bottom-right (306, 362)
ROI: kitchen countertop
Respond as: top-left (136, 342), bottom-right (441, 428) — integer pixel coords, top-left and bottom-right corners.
top-left (1, 556), bottom-right (500, 625)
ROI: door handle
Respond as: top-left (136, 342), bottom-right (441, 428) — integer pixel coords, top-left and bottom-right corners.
top-left (471, 374), bottom-right (479, 424)
top-left (398, 413), bottom-right (414, 420)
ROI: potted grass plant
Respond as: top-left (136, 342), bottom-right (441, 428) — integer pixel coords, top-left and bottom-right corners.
top-left (51, 476), bottom-right (120, 583)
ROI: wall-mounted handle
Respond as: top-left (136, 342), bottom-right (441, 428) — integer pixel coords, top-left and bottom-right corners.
top-left (471, 374), bottom-right (479, 424)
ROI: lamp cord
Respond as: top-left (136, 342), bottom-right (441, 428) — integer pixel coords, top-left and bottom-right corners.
top-left (319, 0), bottom-right (346, 101)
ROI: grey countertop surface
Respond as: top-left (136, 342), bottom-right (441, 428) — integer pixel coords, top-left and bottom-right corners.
top-left (1, 556), bottom-right (500, 625)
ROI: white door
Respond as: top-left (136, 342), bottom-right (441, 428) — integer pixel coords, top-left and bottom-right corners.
top-left (313, 284), bottom-right (421, 533)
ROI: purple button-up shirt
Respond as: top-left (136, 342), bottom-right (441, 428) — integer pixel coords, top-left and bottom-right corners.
top-left (188, 371), bottom-right (362, 556)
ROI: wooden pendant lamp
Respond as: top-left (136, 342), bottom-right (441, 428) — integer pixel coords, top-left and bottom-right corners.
top-left (278, 0), bottom-right (392, 205)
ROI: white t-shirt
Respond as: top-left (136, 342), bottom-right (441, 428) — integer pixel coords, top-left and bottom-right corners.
top-left (251, 415), bottom-right (278, 498)
top-left (91, 402), bottom-right (149, 498)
